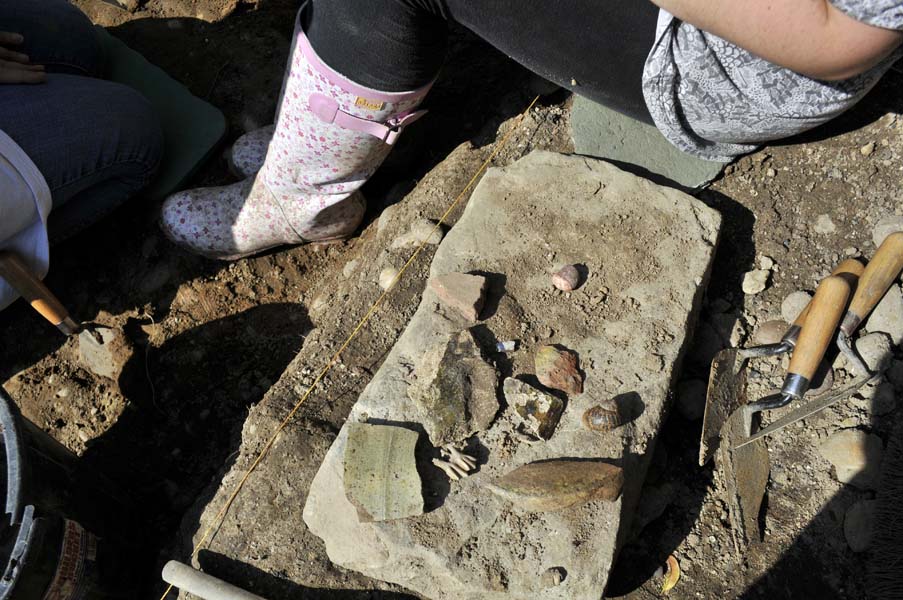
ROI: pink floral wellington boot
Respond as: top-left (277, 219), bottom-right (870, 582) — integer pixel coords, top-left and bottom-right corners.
top-left (226, 124), bottom-right (275, 179)
top-left (160, 20), bottom-right (431, 260)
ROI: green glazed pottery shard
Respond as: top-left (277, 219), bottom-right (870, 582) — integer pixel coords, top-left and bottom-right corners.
top-left (343, 423), bottom-right (423, 522)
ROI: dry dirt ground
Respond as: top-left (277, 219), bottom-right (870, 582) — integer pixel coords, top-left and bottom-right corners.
top-left (1, 0), bottom-right (901, 598)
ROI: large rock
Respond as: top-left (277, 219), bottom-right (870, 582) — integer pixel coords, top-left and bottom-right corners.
top-left (304, 152), bottom-right (720, 600)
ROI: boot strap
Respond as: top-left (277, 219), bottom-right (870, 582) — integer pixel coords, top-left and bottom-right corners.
top-left (309, 93), bottom-right (426, 146)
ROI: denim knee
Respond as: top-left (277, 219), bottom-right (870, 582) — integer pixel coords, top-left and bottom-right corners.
top-left (0, 0), bottom-right (105, 76)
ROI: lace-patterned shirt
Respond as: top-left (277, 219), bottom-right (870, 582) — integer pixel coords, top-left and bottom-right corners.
top-left (642, 1), bottom-right (903, 162)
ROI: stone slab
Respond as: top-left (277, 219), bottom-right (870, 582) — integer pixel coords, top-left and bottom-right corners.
top-left (304, 151), bottom-right (720, 600)
top-left (570, 96), bottom-right (725, 189)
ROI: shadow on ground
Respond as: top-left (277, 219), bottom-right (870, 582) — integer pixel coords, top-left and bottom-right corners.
top-left (195, 551), bottom-right (418, 599)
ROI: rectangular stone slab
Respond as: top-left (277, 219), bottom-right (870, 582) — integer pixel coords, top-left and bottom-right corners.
top-left (304, 151), bottom-right (720, 600)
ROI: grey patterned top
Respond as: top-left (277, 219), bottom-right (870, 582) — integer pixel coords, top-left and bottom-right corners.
top-left (642, 1), bottom-right (903, 162)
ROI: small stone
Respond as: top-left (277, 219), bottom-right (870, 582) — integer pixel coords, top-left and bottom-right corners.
top-left (379, 267), bottom-right (399, 291)
top-left (535, 345), bottom-right (583, 395)
top-left (741, 269), bottom-right (769, 294)
top-left (676, 379), bottom-right (707, 421)
top-left (843, 246), bottom-right (859, 257)
top-left (856, 332), bottom-right (894, 374)
top-left (342, 259), bottom-right (359, 279)
top-left (758, 255), bottom-right (775, 270)
top-left (55, 387), bottom-right (71, 399)
top-left (859, 141), bottom-right (876, 156)
top-left (407, 330), bottom-right (499, 445)
top-left (429, 272), bottom-right (488, 322)
top-left (343, 423), bottom-right (423, 522)
top-left (552, 264), bottom-right (581, 292)
top-left (391, 219), bottom-right (444, 249)
top-left (487, 460), bottom-right (623, 512)
top-left (752, 320), bottom-right (788, 346)
top-left (540, 567), bottom-right (567, 588)
top-left (865, 284), bottom-right (903, 345)
top-left (765, 168), bottom-right (776, 178)
top-left (872, 215), bottom-right (903, 248)
top-left (817, 429), bottom-right (883, 489)
top-left (77, 429), bottom-right (90, 443)
top-left (781, 290), bottom-right (812, 324)
top-left (843, 499), bottom-right (876, 552)
top-left (813, 214), bottom-right (837, 234)
top-left (77, 326), bottom-right (135, 381)
top-left (504, 378), bottom-right (565, 439)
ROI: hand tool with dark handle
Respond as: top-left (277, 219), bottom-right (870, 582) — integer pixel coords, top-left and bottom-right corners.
top-left (746, 274), bottom-right (851, 413)
top-left (0, 250), bottom-right (80, 335)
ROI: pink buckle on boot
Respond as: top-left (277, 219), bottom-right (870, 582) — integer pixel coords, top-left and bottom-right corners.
top-left (309, 93), bottom-right (426, 145)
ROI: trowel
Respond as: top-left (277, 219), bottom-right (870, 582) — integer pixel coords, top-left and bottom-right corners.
top-left (698, 258), bottom-right (865, 466)
top-left (736, 231), bottom-right (903, 447)
top-left (700, 232), bottom-right (903, 551)
top-left (708, 270), bottom-right (855, 552)
top-left (0, 250), bottom-right (133, 380)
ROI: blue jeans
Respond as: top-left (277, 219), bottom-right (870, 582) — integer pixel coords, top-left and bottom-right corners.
top-left (0, 0), bottom-right (163, 243)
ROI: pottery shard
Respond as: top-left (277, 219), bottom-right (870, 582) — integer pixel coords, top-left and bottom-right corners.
top-left (343, 423), bottom-right (423, 522)
top-left (407, 329), bottom-right (499, 446)
top-left (78, 326), bottom-right (135, 382)
top-left (487, 460), bottom-right (623, 512)
top-left (504, 378), bottom-right (564, 439)
top-left (429, 273), bottom-right (488, 322)
top-left (535, 345), bottom-right (583, 395)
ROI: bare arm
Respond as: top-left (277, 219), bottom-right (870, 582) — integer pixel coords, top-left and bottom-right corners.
top-left (649, 0), bottom-right (903, 80)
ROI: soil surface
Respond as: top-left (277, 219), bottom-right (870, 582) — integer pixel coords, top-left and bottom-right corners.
top-left (1, 0), bottom-right (901, 598)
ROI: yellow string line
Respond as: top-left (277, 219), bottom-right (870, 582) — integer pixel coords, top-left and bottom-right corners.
top-left (159, 94), bottom-right (540, 600)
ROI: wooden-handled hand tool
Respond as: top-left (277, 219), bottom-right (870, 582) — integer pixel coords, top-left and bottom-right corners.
top-left (0, 250), bottom-right (80, 336)
top-left (699, 257), bottom-right (865, 465)
top-left (747, 274), bottom-right (851, 413)
top-left (837, 232), bottom-right (903, 374)
top-left (737, 241), bottom-right (903, 448)
top-left (741, 258), bottom-right (864, 358)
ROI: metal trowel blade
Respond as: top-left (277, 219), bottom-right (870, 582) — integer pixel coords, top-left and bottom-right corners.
top-left (699, 348), bottom-right (749, 466)
top-left (720, 405), bottom-right (769, 555)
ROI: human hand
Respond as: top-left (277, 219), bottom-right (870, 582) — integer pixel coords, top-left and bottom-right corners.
top-left (0, 32), bottom-right (45, 84)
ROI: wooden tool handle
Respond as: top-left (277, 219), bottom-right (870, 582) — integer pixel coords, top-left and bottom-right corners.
top-left (785, 258), bottom-right (863, 342)
top-left (844, 232), bottom-right (903, 334)
top-left (0, 250), bottom-right (75, 332)
top-left (788, 275), bottom-right (850, 381)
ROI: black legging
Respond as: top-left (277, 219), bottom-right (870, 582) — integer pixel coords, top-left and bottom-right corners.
top-left (305, 0), bottom-right (659, 124)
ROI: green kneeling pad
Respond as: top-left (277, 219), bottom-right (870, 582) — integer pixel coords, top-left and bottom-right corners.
top-left (570, 96), bottom-right (725, 190)
top-left (96, 27), bottom-right (227, 201)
